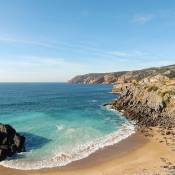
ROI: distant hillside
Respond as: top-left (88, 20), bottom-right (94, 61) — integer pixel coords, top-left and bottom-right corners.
top-left (69, 64), bottom-right (175, 84)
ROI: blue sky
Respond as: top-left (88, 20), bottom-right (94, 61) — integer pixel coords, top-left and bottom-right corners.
top-left (0, 0), bottom-right (175, 82)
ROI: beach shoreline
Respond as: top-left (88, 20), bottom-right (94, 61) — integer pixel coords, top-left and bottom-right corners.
top-left (1, 126), bottom-right (174, 175)
top-left (0, 131), bottom-right (146, 174)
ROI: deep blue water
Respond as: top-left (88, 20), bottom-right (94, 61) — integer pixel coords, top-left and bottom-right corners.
top-left (0, 83), bottom-right (134, 170)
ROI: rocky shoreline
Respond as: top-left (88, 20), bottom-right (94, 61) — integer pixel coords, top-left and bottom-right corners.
top-left (70, 64), bottom-right (175, 131)
top-left (0, 123), bottom-right (25, 161)
top-left (108, 74), bottom-right (175, 129)
top-left (104, 74), bottom-right (175, 173)
top-left (70, 64), bottom-right (175, 130)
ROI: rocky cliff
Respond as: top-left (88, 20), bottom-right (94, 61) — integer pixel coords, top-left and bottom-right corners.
top-left (70, 64), bottom-right (175, 127)
top-left (109, 74), bottom-right (175, 128)
top-left (69, 64), bottom-right (175, 85)
top-left (0, 123), bottom-right (25, 161)
top-left (70, 64), bottom-right (175, 128)
top-left (68, 72), bottom-right (126, 84)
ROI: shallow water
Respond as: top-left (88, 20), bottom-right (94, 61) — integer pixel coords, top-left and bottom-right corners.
top-left (0, 83), bottom-right (134, 170)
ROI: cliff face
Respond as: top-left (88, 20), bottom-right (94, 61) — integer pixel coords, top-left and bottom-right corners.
top-left (68, 72), bottom-right (126, 84)
top-left (110, 74), bottom-right (175, 128)
top-left (69, 65), bottom-right (175, 84)
top-left (70, 64), bottom-right (175, 127)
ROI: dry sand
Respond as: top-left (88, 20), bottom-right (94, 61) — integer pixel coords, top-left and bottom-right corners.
top-left (0, 127), bottom-right (175, 175)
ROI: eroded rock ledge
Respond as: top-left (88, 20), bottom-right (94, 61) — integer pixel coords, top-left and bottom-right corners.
top-left (109, 75), bottom-right (175, 128)
top-left (0, 123), bottom-right (25, 161)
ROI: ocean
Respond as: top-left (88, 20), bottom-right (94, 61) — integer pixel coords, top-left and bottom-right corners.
top-left (0, 83), bottom-right (135, 170)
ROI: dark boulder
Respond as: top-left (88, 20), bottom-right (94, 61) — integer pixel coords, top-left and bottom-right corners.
top-left (0, 123), bottom-right (25, 161)
top-left (0, 148), bottom-right (8, 161)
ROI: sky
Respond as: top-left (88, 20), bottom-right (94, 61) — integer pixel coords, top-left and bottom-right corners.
top-left (0, 0), bottom-right (175, 82)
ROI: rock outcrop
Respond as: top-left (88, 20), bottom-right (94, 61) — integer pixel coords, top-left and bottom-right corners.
top-left (0, 123), bottom-right (25, 161)
top-left (68, 72), bottom-right (122, 84)
top-left (110, 74), bottom-right (175, 128)
top-left (69, 64), bottom-right (175, 84)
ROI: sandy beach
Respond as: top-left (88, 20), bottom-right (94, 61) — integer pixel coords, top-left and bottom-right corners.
top-left (1, 127), bottom-right (175, 175)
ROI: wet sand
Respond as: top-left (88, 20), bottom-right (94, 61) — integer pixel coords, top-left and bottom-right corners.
top-left (0, 128), bottom-right (175, 175)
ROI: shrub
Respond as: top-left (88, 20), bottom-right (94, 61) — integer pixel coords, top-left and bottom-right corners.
top-left (159, 90), bottom-right (175, 97)
top-left (147, 85), bottom-right (159, 92)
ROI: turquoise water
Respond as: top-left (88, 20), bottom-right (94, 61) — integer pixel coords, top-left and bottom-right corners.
top-left (0, 83), bottom-right (135, 170)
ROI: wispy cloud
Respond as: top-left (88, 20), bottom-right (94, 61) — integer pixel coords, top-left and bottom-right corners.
top-left (0, 36), bottom-right (56, 48)
top-left (109, 51), bottom-right (129, 57)
top-left (109, 50), bottom-right (147, 58)
top-left (1, 56), bottom-right (85, 68)
top-left (0, 35), bottom-right (147, 62)
top-left (0, 35), bottom-right (139, 59)
top-left (0, 55), bottom-right (88, 82)
top-left (132, 14), bottom-right (154, 24)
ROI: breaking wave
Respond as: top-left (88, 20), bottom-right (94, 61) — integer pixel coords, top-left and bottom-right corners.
top-left (0, 121), bottom-right (135, 170)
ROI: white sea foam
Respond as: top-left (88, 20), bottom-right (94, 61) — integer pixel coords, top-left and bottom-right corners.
top-left (66, 128), bottom-right (76, 134)
top-left (105, 104), bottom-right (124, 115)
top-left (56, 124), bottom-right (65, 131)
top-left (0, 121), bottom-right (135, 170)
top-left (91, 100), bottom-right (97, 102)
top-left (104, 104), bottom-right (136, 125)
